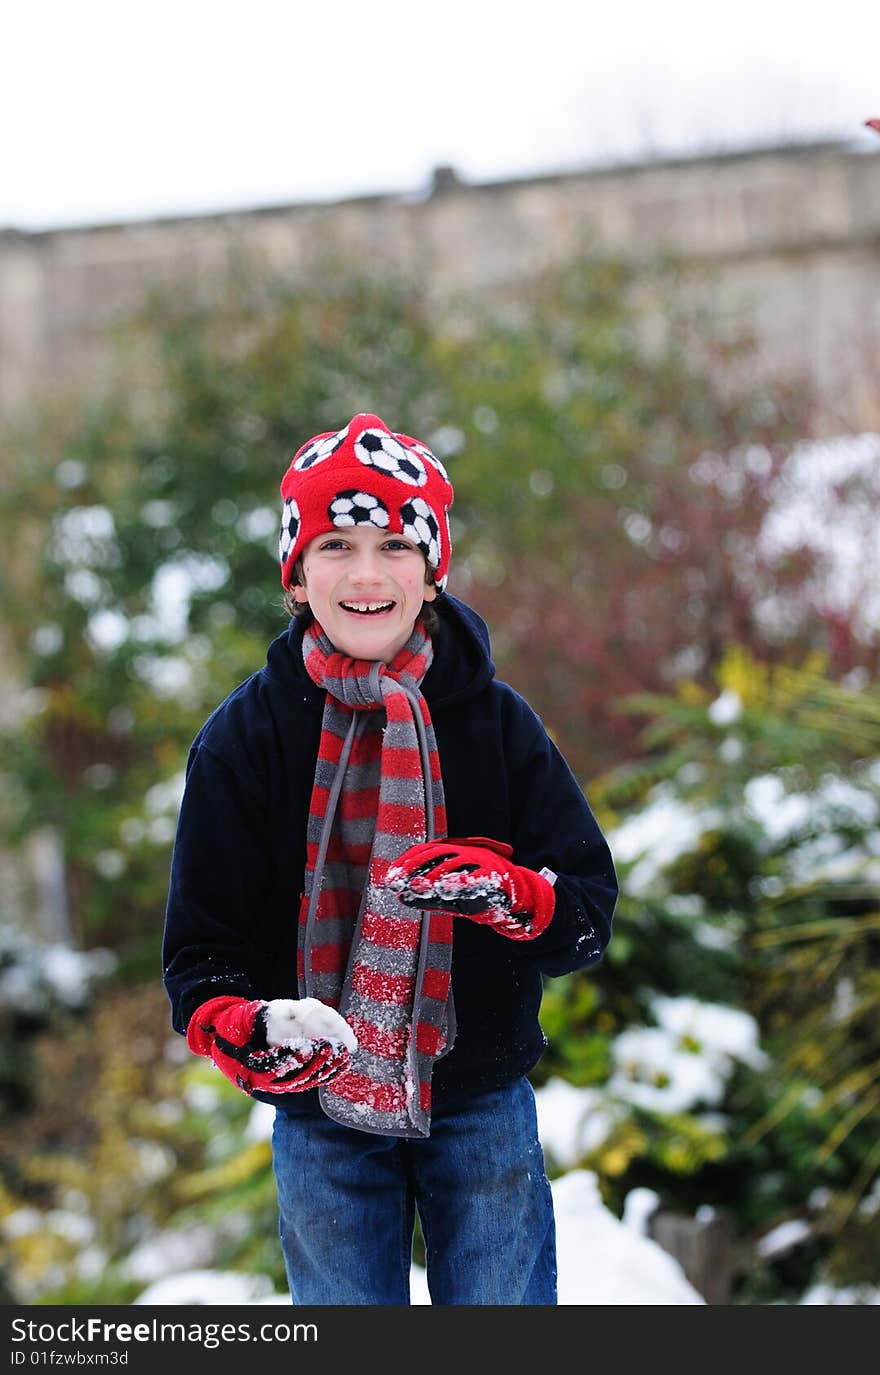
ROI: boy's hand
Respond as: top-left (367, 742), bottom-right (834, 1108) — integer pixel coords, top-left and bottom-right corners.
top-left (187, 995), bottom-right (354, 1097)
top-left (384, 836), bottom-right (555, 941)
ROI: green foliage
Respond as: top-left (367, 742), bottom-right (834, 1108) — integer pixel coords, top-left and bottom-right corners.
top-left (0, 982), bottom-right (286, 1303)
top-left (558, 648), bottom-right (880, 1295)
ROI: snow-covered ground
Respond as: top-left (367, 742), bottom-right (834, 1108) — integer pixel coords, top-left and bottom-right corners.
top-left (5, 963), bottom-right (875, 1305)
top-left (125, 1065), bottom-right (879, 1307)
top-left (132, 1166), bottom-right (703, 1307)
top-left (126, 1060), bottom-right (716, 1306)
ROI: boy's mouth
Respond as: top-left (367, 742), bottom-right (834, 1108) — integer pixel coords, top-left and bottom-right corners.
top-left (339, 600), bottom-right (396, 616)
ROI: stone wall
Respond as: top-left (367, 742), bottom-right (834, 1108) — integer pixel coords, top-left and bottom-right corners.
top-left (2, 139), bottom-right (879, 431)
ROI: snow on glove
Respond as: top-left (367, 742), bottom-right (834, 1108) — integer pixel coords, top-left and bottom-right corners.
top-left (384, 836), bottom-right (556, 940)
top-left (186, 995), bottom-right (356, 1097)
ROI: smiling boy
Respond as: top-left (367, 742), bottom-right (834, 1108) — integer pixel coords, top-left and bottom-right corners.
top-left (289, 522), bottom-right (437, 663)
top-left (163, 412), bottom-right (618, 1304)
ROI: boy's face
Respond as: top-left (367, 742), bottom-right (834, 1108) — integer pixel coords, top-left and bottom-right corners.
top-left (292, 525), bottom-right (437, 662)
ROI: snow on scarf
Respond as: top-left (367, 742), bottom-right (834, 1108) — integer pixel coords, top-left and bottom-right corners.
top-left (297, 619), bottom-right (456, 1138)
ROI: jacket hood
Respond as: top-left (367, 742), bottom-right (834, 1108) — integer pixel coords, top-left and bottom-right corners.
top-left (263, 593), bottom-right (496, 711)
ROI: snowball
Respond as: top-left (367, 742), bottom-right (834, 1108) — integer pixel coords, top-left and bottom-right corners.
top-left (263, 998), bottom-right (358, 1053)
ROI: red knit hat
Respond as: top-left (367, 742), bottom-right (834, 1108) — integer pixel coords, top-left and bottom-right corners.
top-left (279, 413), bottom-right (454, 591)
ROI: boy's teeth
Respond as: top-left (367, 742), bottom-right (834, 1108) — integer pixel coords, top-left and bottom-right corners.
top-left (341, 600), bottom-right (394, 614)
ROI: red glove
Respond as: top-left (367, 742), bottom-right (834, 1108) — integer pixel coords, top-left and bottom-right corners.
top-left (186, 995), bottom-right (352, 1097)
top-left (384, 836), bottom-right (555, 941)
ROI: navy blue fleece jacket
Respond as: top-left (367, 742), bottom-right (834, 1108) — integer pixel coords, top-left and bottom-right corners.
top-left (162, 594), bottom-right (618, 1111)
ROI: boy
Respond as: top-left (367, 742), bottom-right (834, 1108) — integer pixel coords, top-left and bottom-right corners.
top-left (162, 412), bottom-right (618, 1305)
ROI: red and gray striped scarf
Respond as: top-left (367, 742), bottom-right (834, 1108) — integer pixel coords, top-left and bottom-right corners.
top-left (297, 619), bottom-right (455, 1138)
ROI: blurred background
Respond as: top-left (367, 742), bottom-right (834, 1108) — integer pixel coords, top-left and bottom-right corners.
top-left (1, 0), bottom-right (879, 1306)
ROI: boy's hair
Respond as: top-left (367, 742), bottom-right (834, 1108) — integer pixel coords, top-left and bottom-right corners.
top-left (282, 557), bottom-right (443, 635)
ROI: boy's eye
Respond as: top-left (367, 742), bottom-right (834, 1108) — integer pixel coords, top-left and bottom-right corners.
top-left (316, 536), bottom-right (416, 552)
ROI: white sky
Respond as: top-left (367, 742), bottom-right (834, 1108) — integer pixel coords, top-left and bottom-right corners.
top-left (3, 0), bottom-right (878, 230)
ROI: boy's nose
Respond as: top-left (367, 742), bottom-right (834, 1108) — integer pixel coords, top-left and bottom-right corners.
top-left (349, 553), bottom-right (384, 584)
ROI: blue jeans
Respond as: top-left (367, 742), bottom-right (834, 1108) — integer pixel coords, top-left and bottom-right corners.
top-left (271, 1076), bottom-right (556, 1305)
